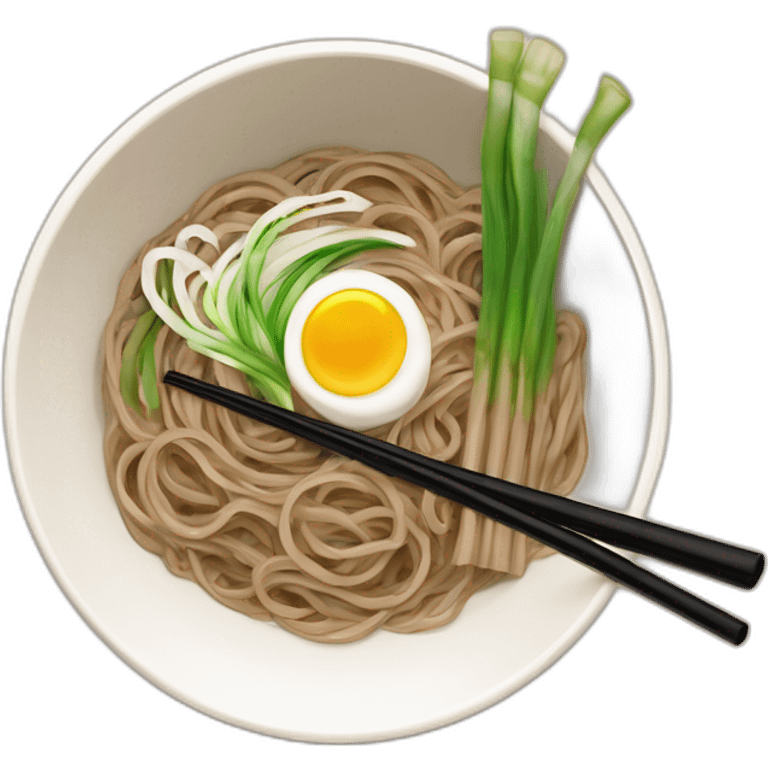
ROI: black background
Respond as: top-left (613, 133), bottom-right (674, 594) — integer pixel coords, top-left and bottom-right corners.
top-left (3, 12), bottom-right (768, 760)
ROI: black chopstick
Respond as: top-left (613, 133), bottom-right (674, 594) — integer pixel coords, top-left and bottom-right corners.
top-left (313, 414), bottom-right (764, 589)
top-left (163, 370), bottom-right (764, 588)
top-left (163, 371), bottom-right (758, 645)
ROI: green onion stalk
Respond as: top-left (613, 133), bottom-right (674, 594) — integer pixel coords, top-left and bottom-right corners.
top-left (490, 36), bottom-right (564, 483)
top-left (462, 29), bottom-right (524, 476)
top-left (455, 30), bottom-right (631, 569)
top-left (523, 75), bottom-right (632, 410)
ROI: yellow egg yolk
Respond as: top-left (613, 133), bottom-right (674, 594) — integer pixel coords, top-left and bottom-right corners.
top-left (301, 288), bottom-right (407, 397)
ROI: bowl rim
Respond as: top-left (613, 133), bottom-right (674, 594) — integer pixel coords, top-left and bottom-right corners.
top-left (3, 37), bottom-right (670, 743)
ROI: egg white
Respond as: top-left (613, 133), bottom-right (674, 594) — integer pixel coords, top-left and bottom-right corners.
top-left (283, 268), bottom-right (431, 431)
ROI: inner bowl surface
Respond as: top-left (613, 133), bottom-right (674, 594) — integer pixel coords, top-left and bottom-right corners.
top-left (4, 40), bottom-right (669, 743)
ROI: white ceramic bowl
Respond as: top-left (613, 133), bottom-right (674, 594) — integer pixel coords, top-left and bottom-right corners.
top-left (4, 40), bottom-right (669, 743)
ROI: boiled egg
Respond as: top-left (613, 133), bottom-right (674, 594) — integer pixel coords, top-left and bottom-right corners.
top-left (284, 269), bottom-right (431, 431)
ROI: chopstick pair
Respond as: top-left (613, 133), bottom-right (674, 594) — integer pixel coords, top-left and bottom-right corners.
top-left (163, 371), bottom-right (764, 645)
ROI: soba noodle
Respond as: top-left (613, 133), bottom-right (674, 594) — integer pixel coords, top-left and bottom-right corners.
top-left (101, 147), bottom-right (588, 643)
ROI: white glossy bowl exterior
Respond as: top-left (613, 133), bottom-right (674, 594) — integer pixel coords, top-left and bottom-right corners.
top-left (4, 40), bottom-right (669, 743)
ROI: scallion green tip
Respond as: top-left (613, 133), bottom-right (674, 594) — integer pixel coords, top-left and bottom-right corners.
top-left (514, 38), bottom-right (565, 106)
top-left (577, 75), bottom-right (632, 148)
top-left (489, 29), bottom-right (524, 82)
